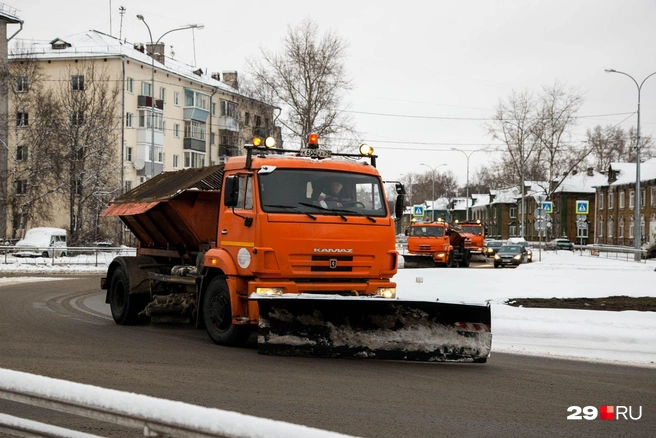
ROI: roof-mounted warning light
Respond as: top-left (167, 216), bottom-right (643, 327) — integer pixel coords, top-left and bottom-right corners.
top-left (359, 143), bottom-right (374, 156)
top-left (307, 133), bottom-right (319, 149)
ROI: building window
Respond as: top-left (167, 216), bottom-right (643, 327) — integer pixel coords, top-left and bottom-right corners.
top-left (652, 187), bottom-right (656, 207)
top-left (184, 151), bottom-right (205, 168)
top-left (629, 190), bottom-right (635, 209)
top-left (126, 112), bottom-right (133, 128)
top-left (16, 145), bottom-right (27, 161)
top-left (74, 179), bottom-right (82, 196)
top-left (125, 180), bottom-right (132, 192)
top-left (126, 77), bottom-right (134, 93)
top-left (174, 91), bottom-right (180, 106)
top-left (629, 220), bottom-right (634, 238)
top-left (619, 217), bottom-right (624, 238)
top-left (16, 76), bottom-right (29, 93)
top-left (141, 82), bottom-right (153, 97)
top-left (173, 123), bottom-right (180, 138)
top-left (173, 154), bottom-right (180, 168)
top-left (16, 112), bottom-right (28, 127)
top-left (16, 179), bottom-right (28, 195)
top-left (599, 193), bottom-right (604, 210)
top-left (244, 112), bottom-right (250, 126)
top-left (598, 216), bottom-right (603, 237)
top-left (641, 189), bottom-right (646, 208)
top-left (70, 111), bottom-right (84, 126)
top-left (159, 87), bottom-right (166, 102)
top-left (212, 102), bottom-right (216, 116)
top-left (71, 75), bottom-right (84, 91)
top-left (184, 120), bottom-right (206, 140)
top-left (156, 147), bottom-right (163, 163)
top-left (220, 99), bottom-right (238, 118)
top-left (509, 206), bottom-right (517, 219)
top-left (508, 225), bottom-right (517, 236)
top-left (210, 132), bottom-right (216, 145)
top-left (609, 192), bottom-right (614, 209)
top-left (254, 115), bottom-right (262, 127)
top-left (619, 191), bottom-right (625, 209)
top-left (138, 110), bottom-right (163, 130)
top-left (607, 218), bottom-right (613, 238)
top-left (125, 146), bottom-right (133, 162)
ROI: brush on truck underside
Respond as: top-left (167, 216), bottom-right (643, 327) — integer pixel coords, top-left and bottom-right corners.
top-left (255, 296), bottom-right (492, 362)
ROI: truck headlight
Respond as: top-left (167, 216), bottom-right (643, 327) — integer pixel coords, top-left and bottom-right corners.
top-left (437, 253), bottom-right (445, 258)
top-left (255, 287), bottom-right (284, 295)
top-left (376, 288), bottom-right (396, 299)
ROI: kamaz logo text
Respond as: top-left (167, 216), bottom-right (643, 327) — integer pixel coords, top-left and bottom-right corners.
top-left (314, 248), bottom-right (353, 253)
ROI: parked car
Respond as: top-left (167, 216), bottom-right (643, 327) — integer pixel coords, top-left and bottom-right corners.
top-left (494, 244), bottom-right (529, 268)
top-left (484, 240), bottom-right (504, 257)
top-left (507, 237), bottom-right (532, 262)
top-left (15, 227), bottom-right (68, 258)
top-left (547, 238), bottom-right (574, 251)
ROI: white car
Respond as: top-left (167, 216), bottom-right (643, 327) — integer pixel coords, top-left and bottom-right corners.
top-left (15, 227), bottom-right (68, 258)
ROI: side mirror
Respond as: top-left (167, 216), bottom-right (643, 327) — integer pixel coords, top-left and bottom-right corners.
top-left (223, 175), bottom-right (239, 207)
top-left (394, 195), bottom-right (405, 221)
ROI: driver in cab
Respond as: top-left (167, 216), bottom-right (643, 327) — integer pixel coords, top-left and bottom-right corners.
top-left (318, 181), bottom-right (347, 208)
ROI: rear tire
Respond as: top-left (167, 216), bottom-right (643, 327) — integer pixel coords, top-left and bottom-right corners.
top-left (203, 278), bottom-right (251, 346)
top-left (109, 266), bottom-right (148, 325)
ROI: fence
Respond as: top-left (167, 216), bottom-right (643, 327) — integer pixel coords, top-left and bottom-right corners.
top-left (0, 368), bottom-right (353, 438)
top-left (0, 246), bottom-right (136, 266)
top-left (575, 244), bottom-right (649, 263)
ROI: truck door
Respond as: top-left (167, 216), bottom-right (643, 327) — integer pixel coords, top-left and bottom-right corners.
top-left (219, 173), bottom-right (256, 272)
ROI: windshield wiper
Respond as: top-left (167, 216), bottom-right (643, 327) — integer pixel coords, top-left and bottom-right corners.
top-left (330, 207), bottom-right (377, 223)
top-left (266, 204), bottom-right (317, 220)
top-left (298, 202), bottom-right (347, 221)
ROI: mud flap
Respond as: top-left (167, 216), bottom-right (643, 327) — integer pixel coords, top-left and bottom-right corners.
top-left (402, 255), bottom-right (436, 269)
top-left (254, 296), bottom-right (492, 363)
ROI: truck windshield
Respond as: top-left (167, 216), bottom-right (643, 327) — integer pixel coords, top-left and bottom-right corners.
top-left (409, 226), bottom-right (444, 237)
top-left (461, 226), bottom-right (482, 235)
top-left (258, 169), bottom-right (388, 218)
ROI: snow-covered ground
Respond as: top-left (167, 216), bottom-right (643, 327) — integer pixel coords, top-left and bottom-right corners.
top-left (0, 250), bottom-right (654, 367)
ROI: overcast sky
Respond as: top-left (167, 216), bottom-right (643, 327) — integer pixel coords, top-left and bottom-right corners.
top-left (10, 0), bottom-right (656, 186)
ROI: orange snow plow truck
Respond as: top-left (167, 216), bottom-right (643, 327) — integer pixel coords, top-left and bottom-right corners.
top-left (456, 220), bottom-right (486, 259)
top-left (100, 136), bottom-right (491, 363)
top-left (404, 221), bottom-right (476, 268)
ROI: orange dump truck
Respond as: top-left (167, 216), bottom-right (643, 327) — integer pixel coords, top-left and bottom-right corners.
top-left (404, 221), bottom-right (473, 268)
top-left (100, 138), bottom-right (491, 362)
top-left (457, 220), bottom-right (486, 260)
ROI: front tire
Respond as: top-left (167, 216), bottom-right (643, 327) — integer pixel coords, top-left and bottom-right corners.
top-left (109, 266), bottom-right (148, 325)
top-left (203, 278), bottom-right (251, 346)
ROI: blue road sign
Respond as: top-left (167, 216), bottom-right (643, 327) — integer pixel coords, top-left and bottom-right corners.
top-left (541, 201), bottom-right (553, 214)
top-left (576, 200), bottom-right (589, 215)
top-left (412, 205), bottom-right (424, 217)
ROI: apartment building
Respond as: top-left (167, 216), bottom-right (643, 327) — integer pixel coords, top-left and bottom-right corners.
top-left (7, 30), bottom-right (280, 241)
top-left (595, 159), bottom-right (656, 247)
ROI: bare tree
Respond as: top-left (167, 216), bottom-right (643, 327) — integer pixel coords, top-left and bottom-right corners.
top-left (54, 62), bottom-right (122, 245)
top-left (586, 124), bottom-right (654, 170)
top-left (246, 18), bottom-right (357, 150)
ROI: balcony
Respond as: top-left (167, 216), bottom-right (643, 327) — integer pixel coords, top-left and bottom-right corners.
top-left (219, 145), bottom-right (240, 157)
top-left (137, 95), bottom-right (164, 110)
top-left (184, 137), bottom-right (206, 152)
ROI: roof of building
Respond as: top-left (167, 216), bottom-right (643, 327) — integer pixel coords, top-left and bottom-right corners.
top-left (552, 169), bottom-right (607, 193)
top-left (11, 29), bottom-right (242, 96)
top-left (603, 158), bottom-right (656, 187)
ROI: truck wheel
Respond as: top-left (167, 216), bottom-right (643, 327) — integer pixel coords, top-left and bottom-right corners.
top-left (109, 266), bottom-right (148, 325)
top-left (446, 253), bottom-right (455, 268)
top-left (203, 278), bottom-right (251, 346)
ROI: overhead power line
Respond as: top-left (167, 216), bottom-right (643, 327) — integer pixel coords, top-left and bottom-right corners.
top-left (343, 109), bottom-right (636, 121)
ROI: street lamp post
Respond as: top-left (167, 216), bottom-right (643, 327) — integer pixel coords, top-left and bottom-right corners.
top-left (605, 68), bottom-right (656, 261)
top-left (451, 148), bottom-right (487, 221)
top-left (420, 163), bottom-right (446, 222)
top-left (136, 15), bottom-right (203, 179)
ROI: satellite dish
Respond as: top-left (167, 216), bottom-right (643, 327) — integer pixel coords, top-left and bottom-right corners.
top-left (134, 158), bottom-right (145, 170)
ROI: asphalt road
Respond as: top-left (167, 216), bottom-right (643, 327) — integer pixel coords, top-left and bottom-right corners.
top-left (0, 276), bottom-right (654, 438)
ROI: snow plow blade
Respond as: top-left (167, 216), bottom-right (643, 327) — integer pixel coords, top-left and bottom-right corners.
top-left (255, 296), bottom-right (491, 363)
top-left (401, 255), bottom-right (436, 269)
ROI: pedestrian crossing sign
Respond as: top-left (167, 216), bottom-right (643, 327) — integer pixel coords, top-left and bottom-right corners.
top-left (541, 201), bottom-right (553, 214)
top-left (412, 205), bottom-right (424, 217)
top-left (576, 200), bottom-right (589, 215)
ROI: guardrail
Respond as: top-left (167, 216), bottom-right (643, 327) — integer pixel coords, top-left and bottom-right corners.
top-left (575, 244), bottom-right (649, 263)
top-left (0, 246), bottom-right (136, 266)
top-left (0, 368), bottom-right (354, 438)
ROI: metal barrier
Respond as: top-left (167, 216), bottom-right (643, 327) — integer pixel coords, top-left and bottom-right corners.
top-left (0, 368), bottom-right (353, 438)
top-left (575, 244), bottom-right (648, 263)
top-left (0, 246), bottom-right (136, 266)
